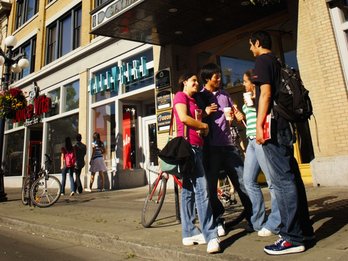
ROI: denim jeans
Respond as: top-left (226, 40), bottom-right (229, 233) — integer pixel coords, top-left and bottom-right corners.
top-left (181, 147), bottom-right (218, 242)
top-left (262, 126), bottom-right (307, 245)
top-left (243, 138), bottom-right (280, 233)
top-left (206, 146), bottom-right (252, 225)
top-left (61, 167), bottom-right (76, 194)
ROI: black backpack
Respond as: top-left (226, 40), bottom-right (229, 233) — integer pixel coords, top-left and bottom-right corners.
top-left (274, 60), bottom-right (313, 122)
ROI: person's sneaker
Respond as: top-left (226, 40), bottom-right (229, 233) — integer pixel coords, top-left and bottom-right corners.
top-left (264, 238), bottom-right (305, 255)
top-left (258, 227), bottom-right (274, 237)
top-left (70, 192), bottom-right (75, 196)
top-left (182, 233), bottom-right (206, 246)
top-left (85, 188), bottom-right (92, 192)
top-left (207, 238), bottom-right (221, 254)
top-left (60, 193), bottom-right (65, 196)
top-left (217, 224), bottom-right (226, 237)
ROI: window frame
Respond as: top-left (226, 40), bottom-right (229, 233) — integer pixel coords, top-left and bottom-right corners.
top-left (15, 0), bottom-right (39, 29)
top-left (45, 4), bottom-right (82, 64)
top-left (12, 36), bottom-right (37, 81)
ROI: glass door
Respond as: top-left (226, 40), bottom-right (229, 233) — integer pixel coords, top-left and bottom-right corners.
top-left (141, 115), bottom-right (158, 168)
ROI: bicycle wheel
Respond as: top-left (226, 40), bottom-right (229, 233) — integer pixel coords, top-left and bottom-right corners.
top-left (141, 175), bottom-right (167, 228)
top-left (30, 175), bottom-right (62, 208)
top-left (218, 176), bottom-right (246, 227)
top-left (21, 177), bottom-right (30, 206)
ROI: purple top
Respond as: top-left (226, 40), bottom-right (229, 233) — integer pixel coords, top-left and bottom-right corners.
top-left (201, 88), bottom-right (234, 146)
top-left (173, 92), bottom-right (203, 147)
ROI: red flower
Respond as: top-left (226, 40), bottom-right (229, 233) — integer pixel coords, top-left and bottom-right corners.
top-left (9, 88), bottom-right (22, 97)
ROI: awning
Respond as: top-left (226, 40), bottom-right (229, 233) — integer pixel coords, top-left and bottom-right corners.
top-left (90, 0), bottom-right (288, 46)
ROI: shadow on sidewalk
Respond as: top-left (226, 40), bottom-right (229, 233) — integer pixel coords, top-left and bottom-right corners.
top-left (308, 196), bottom-right (348, 242)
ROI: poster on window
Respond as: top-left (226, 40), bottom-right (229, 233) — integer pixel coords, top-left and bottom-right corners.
top-left (123, 111), bottom-right (132, 169)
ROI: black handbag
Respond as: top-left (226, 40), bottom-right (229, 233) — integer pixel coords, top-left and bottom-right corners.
top-left (158, 109), bottom-right (193, 179)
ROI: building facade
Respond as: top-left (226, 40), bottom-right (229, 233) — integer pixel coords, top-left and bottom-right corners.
top-left (1, 0), bottom-right (348, 188)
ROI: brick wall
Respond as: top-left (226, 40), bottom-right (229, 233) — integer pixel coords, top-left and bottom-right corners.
top-left (298, 0), bottom-right (348, 157)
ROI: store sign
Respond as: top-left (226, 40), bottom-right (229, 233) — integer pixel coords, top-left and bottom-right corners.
top-left (155, 68), bottom-right (171, 89)
top-left (14, 95), bottom-right (51, 125)
top-left (92, 0), bottom-right (144, 30)
top-left (156, 90), bottom-right (171, 110)
top-left (157, 110), bottom-right (171, 132)
top-left (89, 56), bottom-right (148, 95)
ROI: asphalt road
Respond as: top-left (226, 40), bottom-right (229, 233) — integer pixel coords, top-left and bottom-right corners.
top-left (0, 225), bottom-right (148, 261)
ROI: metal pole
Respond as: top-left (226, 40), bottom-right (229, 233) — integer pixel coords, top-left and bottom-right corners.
top-left (0, 48), bottom-right (12, 202)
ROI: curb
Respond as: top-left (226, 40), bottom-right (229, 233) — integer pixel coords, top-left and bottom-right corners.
top-left (0, 216), bottom-right (257, 261)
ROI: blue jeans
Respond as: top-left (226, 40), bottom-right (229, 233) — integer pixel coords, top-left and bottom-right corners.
top-left (262, 126), bottom-right (305, 245)
top-left (61, 167), bottom-right (76, 194)
top-left (243, 138), bottom-right (280, 233)
top-left (206, 146), bottom-right (252, 225)
top-left (181, 147), bottom-right (218, 242)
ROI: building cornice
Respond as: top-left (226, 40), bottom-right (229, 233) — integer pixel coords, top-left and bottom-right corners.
top-left (0, 1), bottom-right (11, 18)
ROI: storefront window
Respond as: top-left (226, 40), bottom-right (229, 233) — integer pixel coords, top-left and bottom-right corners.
top-left (123, 49), bottom-right (154, 93)
top-left (220, 56), bottom-right (254, 88)
top-left (90, 48), bottom-right (154, 100)
top-left (92, 65), bottom-right (119, 103)
top-left (63, 80), bottom-right (79, 111)
top-left (47, 88), bottom-right (60, 116)
top-left (92, 103), bottom-right (116, 170)
top-left (4, 130), bottom-right (25, 176)
top-left (46, 114), bottom-right (79, 173)
top-left (122, 105), bottom-right (137, 169)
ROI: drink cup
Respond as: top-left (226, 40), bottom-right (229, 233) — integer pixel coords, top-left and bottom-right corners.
top-left (195, 109), bottom-right (203, 135)
top-left (243, 92), bottom-right (253, 106)
top-left (195, 108), bottom-right (202, 121)
top-left (223, 107), bottom-right (232, 121)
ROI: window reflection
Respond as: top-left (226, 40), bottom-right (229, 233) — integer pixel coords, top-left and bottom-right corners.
top-left (92, 103), bottom-right (116, 170)
top-left (220, 56), bottom-right (254, 88)
top-left (64, 80), bottom-right (79, 111)
top-left (47, 89), bottom-right (60, 116)
top-left (47, 114), bottom-right (79, 173)
top-left (4, 130), bottom-right (25, 176)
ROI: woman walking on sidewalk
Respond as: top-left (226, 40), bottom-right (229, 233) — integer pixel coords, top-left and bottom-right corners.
top-left (86, 132), bottom-right (107, 192)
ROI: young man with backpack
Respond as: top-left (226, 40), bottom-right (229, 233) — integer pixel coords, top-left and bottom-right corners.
top-left (74, 134), bottom-right (86, 194)
top-left (249, 30), bottom-right (314, 255)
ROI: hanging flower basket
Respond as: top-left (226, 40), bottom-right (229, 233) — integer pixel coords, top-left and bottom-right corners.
top-left (0, 87), bottom-right (27, 120)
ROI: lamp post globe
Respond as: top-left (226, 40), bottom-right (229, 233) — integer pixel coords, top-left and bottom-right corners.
top-left (18, 58), bottom-right (30, 69)
top-left (4, 35), bottom-right (17, 48)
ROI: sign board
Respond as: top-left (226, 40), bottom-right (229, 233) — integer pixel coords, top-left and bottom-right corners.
top-left (92, 0), bottom-right (144, 30)
top-left (155, 68), bottom-right (171, 89)
top-left (156, 89), bottom-right (172, 110)
top-left (157, 110), bottom-right (172, 133)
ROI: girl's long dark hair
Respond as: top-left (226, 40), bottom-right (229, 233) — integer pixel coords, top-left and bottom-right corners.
top-left (65, 137), bottom-right (73, 152)
top-left (93, 132), bottom-right (103, 147)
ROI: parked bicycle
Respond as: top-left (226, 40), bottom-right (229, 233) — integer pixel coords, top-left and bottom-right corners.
top-left (141, 166), bottom-right (244, 228)
top-left (21, 154), bottom-right (62, 207)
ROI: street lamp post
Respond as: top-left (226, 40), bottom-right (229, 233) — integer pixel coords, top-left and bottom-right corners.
top-left (0, 35), bottom-right (29, 202)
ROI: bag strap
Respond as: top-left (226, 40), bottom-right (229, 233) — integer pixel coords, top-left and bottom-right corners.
top-left (169, 107), bottom-right (187, 139)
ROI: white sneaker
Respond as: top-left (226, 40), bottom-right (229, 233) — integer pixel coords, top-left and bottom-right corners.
top-left (217, 224), bottom-right (226, 237)
top-left (207, 238), bottom-right (221, 254)
top-left (182, 233), bottom-right (206, 246)
top-left (85, 188), bottom-right (92, 192)
top-left (258, 227), bottom-right (274, 237)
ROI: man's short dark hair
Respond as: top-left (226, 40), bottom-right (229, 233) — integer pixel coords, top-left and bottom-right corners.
top-left (76, 133), bottom-right (82, 142)
top-left (250, 31), bottom-right (272, 50)
top-left (200, 63), bottom-right (222, 84)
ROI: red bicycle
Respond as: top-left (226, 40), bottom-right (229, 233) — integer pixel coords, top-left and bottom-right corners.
top-left (141, 166), bottom-right (244, 228)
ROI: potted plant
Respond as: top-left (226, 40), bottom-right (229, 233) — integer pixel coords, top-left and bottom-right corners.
top-left (0, 87), bottom-right (27, 120)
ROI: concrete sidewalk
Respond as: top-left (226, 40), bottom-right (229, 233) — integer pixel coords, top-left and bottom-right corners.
top-left (0, 185), bottom-right (347, 261)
